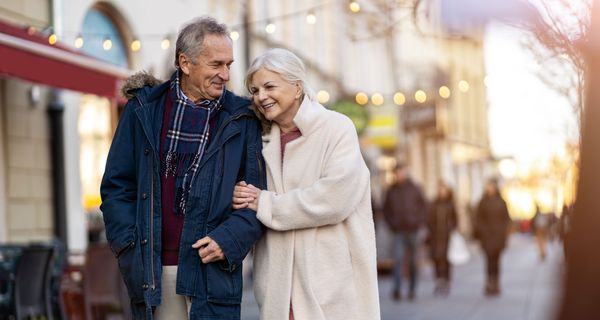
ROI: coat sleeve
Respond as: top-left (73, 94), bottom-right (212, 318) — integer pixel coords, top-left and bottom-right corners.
top-left (100, 101), bottom-right (138, 257)
top-left (208, 118), bottom-right (266, 271)
top-left (450, 202), bottom-right (459, 230)
top-left (382, 188), bottom-right (394, 229)
top-left (256, 116), bottom-right (371, 231)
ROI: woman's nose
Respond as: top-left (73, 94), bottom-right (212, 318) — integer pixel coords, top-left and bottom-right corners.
top-left (257, 90), bottom-right (267, 101)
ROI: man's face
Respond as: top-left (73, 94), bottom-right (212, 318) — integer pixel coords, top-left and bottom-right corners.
top-left (395, 168), bottom-right (407, 183)
top-left (179, 34), bottom-right (233, 101)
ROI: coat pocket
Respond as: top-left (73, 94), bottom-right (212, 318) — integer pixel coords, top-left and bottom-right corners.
top-left (206, 262), bottom-right (243, 305)
top-left (117, 240), bottom-right (145, 302)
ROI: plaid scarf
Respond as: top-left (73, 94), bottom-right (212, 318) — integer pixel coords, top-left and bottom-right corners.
top-left (164, 71), bottom-right (223, 215)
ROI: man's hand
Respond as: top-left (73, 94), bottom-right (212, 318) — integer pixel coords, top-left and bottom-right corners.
top-left (192, 236), bottom-right (224, 264)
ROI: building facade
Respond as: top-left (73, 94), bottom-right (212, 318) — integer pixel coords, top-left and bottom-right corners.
top-left (0, 0), bottom-right (492, 252)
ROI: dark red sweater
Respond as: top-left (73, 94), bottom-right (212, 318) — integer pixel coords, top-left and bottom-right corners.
top-left (160, 90), bottom-right (218, 265)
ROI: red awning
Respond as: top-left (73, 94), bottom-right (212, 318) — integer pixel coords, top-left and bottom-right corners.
top-left (0, 20), bottom-right (130, 99)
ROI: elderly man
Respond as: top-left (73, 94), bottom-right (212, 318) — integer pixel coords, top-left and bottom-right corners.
top-left (100, 16), bottom-right (265, 319)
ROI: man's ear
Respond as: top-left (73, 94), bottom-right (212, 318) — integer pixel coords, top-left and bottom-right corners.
top-left (179, 54), bottom-right (191, 75)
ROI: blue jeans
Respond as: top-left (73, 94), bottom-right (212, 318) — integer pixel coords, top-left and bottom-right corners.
top-left (392, 231), bottom-right (419, 294)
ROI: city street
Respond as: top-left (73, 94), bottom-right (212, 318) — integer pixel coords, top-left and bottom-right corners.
top-left (241, 233), bottom-right (563, 320)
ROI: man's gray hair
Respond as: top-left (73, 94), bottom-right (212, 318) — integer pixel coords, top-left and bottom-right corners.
top-left (174, 16), bottom-right (230, 68)
top-left (245, 48), bottom-right (315, 102)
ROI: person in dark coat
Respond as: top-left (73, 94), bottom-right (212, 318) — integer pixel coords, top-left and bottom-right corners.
top-left (383, 164), bottom-right (427, 301)
top-left (426, 182), bottom-right (457, 296)
top-left (475, 178), bottom-right (511, 296)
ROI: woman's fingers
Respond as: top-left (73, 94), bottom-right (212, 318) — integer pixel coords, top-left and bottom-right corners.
top-left (234, 187), bottom-right (258, 197)
top-left (246, 184), bottom-right (261, 193)
top-left (233, 190), bottom-right (256, 199)
top-left (233, 194), bottom-right (254, 203)
top-left (232, 202), bottom-right (248, 209)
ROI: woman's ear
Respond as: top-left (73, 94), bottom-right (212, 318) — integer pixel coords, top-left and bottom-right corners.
top-left (295, 82), bottom-right (303, 99)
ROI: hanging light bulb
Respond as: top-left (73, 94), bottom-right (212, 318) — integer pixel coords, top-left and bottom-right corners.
top-left (265, 22), bottom-right (276, 34)
top-left (74, 34), bottom-right (84, 48)
top-left (317, 90), bottom-right (330, 104)
top-left (102, 36), bottom-right (112, 50)
top-left (415, 90), bottom-right (427, 103)
top-left (349, 1), bottom-right (361, 13)
top-left (161, 37), bottom-right (171, 50)
top-left (371, 93), bottom-right (384, 106)
top-left (131, 38), bottom-right (141, 52)
top-left (230, 30), bottom-right (240, 41)
top-left (355, 92), bottom-right (369, 105)
top-left (439, 86), bottom-right (451, 99)
top-left (306, 11), bottom-right (317, 24)
top-left (458, 80), bottom-right (470, 92)
top-left (48, 33), bottom-right (58, 45)
top-left (393, 92), bottom-right (406, 106)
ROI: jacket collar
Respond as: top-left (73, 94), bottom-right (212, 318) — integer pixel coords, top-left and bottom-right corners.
top-left (131, 80), bottom-right (252, 158)
top-left (135, 81), bottom-right (252, 118)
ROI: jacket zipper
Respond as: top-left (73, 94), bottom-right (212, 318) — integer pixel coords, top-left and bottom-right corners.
top-left (136, 95), bottom-right (156, 290)
top-left (188, 114), bottom-right (247, 235)
top-left (149, 155), bottom-right (156, 290)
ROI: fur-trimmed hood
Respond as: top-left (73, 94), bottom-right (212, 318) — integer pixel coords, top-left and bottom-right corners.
top-left (121, 71), bottom-right (162, 99)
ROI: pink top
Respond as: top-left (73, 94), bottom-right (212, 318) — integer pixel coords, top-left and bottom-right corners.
top-left (280, 127), bottom-right (302, 160)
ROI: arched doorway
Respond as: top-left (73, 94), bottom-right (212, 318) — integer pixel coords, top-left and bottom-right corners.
top-left (77, 3), bottom-right (130, 242)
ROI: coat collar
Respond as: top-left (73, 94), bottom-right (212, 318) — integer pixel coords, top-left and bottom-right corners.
top-left (261, 96), bottom-right (326, 192)
top-left (262, 96), bottom-right (325, 143)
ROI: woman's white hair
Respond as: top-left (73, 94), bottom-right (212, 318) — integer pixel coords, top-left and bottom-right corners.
top-left (245, 48), bottom-right (315, 102)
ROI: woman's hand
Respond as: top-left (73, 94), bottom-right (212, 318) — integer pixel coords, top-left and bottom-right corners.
top-left (232, 181), bottom-right (261, 212)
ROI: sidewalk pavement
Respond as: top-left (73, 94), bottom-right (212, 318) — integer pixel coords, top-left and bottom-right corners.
top-left (241, 233), bottom-right (563, 320)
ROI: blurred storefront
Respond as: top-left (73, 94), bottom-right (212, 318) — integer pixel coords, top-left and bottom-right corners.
top-left (1, 0), bottom-right (254, 251)
top-left (0, 1), bottom-right (128, 250)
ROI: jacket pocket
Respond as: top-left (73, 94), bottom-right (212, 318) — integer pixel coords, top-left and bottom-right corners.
top-left (117, 239), bottom-right (145, 302)
top-left (206, 262), bottom-right (242, 305)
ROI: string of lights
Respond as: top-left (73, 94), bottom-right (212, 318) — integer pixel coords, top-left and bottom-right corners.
top-left (9, 0), bottom-right (481, 106)
top-left (353, 78), bottom-right (476, 107)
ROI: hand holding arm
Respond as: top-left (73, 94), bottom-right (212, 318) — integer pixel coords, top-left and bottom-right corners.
top-left (232, 181), bottom-right (261, 211)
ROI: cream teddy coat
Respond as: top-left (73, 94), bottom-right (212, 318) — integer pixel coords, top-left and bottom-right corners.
top-left (253, 97), bottom-right (381, 320)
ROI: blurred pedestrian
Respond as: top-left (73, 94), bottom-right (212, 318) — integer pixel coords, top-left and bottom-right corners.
top-left (532, 204), bottom-right (550, 261)
top-left (426, 181), bottom-right (458, 296)
top-left (231, 48), bottom-right (380, 320)
top-left (559, 204), bottom-right (572, 260)
top-left (475, 178), bottom-right (512, 296)
top-left (100, 16), bottom-right (265, 319)
top-left (383, 164), bottom-right (428, 301)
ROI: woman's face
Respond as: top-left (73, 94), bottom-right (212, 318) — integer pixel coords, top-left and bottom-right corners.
top-left (438, 185), bottom-right (449, 199)
top-left (485, 182), bottom-right (497, 196)
top-left (249, 68), bottom-right (302, 126)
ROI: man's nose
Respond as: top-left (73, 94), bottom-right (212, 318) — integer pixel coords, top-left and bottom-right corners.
top-left (218, 66), bottom-right (230, 81)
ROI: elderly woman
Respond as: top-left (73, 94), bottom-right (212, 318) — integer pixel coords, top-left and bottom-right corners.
top-left (232, 48), bottom-right (380, 320)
